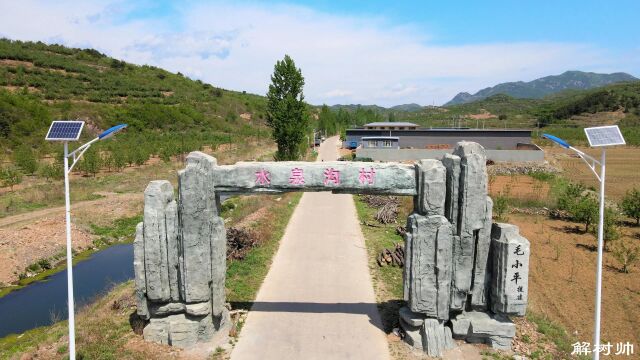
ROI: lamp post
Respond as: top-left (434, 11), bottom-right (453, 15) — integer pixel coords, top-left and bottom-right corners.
top-left (542, 126), bottom-right (625, 360)
top-left (45, 122), bottom-right (128, 360)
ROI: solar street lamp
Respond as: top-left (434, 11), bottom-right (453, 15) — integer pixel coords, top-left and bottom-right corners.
top-left (543, 125), bottom-right (626, 360)
top-left (45, 121), bottom-right (128, 360)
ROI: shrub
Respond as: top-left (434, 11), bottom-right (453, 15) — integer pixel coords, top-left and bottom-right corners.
top-left (612, 240), bottom-right (639, 273)
top-left (621, 188), bottom-right (640, 226)
top-left (38, 162), bottom-right (63, 181)
top-left (572, 196), bottom-right (599, 233)
top-left (37, 258), bottom-right (52, 270)
top-left (529, 171), bottom-right (555, 182)
top-left (0, 166), bottom-right (23, 190)
top-left (494, 195), bottom-right (510, 221)
top-left (14, 145), bottom-right (38, 175)
top-left (590, 207), bottom-right (621, 249)
top-left (556, 182), bottom-right (585, 212)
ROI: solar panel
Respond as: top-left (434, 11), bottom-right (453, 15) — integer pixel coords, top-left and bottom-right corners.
top-left (584, 125), bottom-right (626, 147)
top-left (45, 121), bottom-right (85, 141)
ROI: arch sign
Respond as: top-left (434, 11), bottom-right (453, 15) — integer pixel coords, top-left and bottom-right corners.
top-left (133, 141), bottom-right (530, 358)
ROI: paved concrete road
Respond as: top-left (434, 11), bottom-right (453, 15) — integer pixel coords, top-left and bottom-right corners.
top-left (231, 136), bottom-right (390, 360)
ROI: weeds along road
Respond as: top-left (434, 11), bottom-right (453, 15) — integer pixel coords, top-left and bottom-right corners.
top-left (230, 136), bottom-right (390, 360)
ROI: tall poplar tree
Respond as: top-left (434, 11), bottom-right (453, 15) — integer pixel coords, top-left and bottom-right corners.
top-left (266, 55), bottom-right (308, 161)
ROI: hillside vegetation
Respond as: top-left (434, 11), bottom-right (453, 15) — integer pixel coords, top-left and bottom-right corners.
top-left (0, 38), bottom-right (271, 177)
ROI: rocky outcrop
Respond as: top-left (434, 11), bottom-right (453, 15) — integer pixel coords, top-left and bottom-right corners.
top-left (451, 311), bottom-right (515, 350)
top-left (400, 142), bottom-right (530, 357)
top-left (135, 153), bottom-right (229, 348)
top-left (491, 223), bottom-right (530, 316)
top-left (405, 214), bottom-right (452, 319)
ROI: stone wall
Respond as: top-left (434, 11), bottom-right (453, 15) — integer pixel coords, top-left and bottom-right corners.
top-left (399, 141), bottom-right (530, 357)
top-left (133, 143), bottom-right (530, 357)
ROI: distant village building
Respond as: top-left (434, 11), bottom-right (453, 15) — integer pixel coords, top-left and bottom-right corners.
top-left (361, 136), bottom-right (400, 149)
top-left (363, 122), bottom-right (420, 131)
top-left (346, 122), bottom-right (543, 162)
top-left (345, 122), bottom-right (533, 150)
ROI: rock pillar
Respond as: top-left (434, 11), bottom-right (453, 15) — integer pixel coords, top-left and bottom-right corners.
top-left (134, 152), bottom-right (229, 348)
top-left (400, 142), bottom-right (531, 357)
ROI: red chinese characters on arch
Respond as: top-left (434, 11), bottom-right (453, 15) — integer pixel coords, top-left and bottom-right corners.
top-left (323, 167), bottom-right (340, 185)
top-left (253, 165), bottom-right (382, 188)
top-left (358, 167), bottom-right (376, 185)
top-left (289, 167), bottom-right (305, 185)
top-left (255, 169), bottom-right (271, 185)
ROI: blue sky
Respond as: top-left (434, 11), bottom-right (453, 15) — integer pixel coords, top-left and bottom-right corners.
top-left (1, 0), bottom-right (638, 106)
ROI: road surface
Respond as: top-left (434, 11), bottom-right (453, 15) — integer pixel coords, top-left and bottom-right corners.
top-left (230, 136), bottom-right (390, 360)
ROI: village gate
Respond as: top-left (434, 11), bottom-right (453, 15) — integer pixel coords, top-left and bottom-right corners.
top-left (133, 141), bottom-right (530, 358)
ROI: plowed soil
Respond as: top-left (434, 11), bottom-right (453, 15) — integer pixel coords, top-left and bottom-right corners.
top-left (510, 214), bottom-right (640, 354)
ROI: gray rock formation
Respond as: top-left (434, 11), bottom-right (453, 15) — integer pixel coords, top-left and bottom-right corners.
top-left (399, 307), bottom-right (455, 357)
top-left (405, 214), bottom-right (452, 319)
top-left (414, 159), bottom-right (446, 216)
top-left (491, 223), bottom-right (530, 316)
top-left (470, 196), bottom-right (494, 310)
top-left (451, 311), bottom-right (515, 350)
top-left (135, 152), bottom-right (229, 348)
top-left (179, 152), bottom-right (218, 303)
top-left (400, 141), bottom-right (530, 357)
top-left (450, 142), bottom-right (489, 311)
top-left (442, 153), bottom-right (461, 230)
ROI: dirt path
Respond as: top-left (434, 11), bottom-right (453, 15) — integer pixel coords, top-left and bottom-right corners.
top-left (0, 193), bottom-right (140, 228)
top-left (230, 137), bottom-right (390, 359)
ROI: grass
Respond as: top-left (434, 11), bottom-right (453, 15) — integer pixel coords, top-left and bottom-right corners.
top-left (226, 192), bottom-right (302, 304)
top-left (525, 312), bottom-right (590, 360)
top-left (0, 281), bottom-right (140, 360)
top-left (354, 195), bottom-right (411, 334)
top-left (90, 215), bottom-right (142, 241)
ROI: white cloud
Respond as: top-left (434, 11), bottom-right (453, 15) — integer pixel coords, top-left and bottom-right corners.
top-left (0, 1), bottom-right (630, 106)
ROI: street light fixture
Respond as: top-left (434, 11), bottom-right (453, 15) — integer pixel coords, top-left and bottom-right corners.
top-left (543, 125), bottom-right (625, 360)
top-left (45, 121), bottom-right (128, 360)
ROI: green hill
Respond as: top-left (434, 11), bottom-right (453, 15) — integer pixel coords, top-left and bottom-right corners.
top-left (445, 71), bottom-right (638, 105)
top-left (0, 38), bottom-right (270, 160)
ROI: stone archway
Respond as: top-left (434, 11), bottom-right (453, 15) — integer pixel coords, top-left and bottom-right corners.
top-left (133, 141), bottom-right (530, 358)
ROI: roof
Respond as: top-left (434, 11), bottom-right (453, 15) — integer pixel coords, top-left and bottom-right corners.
top-left (361, 136), bottom-right (400, 140)
top-left (347, 128), bottom-right (532, 133)
top-left (364, 122), bottom-right (418, 127)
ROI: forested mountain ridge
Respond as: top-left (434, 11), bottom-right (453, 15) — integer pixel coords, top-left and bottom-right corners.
top-left (445, 71), bottom-right (638, 105)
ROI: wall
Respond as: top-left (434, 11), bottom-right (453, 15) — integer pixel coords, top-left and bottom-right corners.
top-left (356, 148), bottom-right (545, 162)
top-left (345, 129), bottom-right (532, 150)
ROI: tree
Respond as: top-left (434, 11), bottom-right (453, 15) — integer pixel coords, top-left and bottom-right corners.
top-left (80, 149), bottom-right (101, 177)
top-left (102, 152), bottom-right (114, 172)
top-left (612, 240), bottom-right (639, 273)
top-left (621, 188), bottom-right (640, 226)
top-left (572, 196), bottom-right (599, 232)
top-left (266, 55), bottom-right (308, 161)
top-left (38, 162), bottom-right (63, 181)
top-left (113, 150), bottom-right (126, 172)
top-left (14, 145), bottom-right (38, 175)
top-left (590, 207), bottom-right (621, 249)
top-left (556, 182), bottom-right (585, 212)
